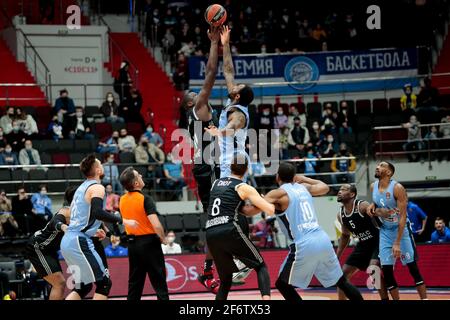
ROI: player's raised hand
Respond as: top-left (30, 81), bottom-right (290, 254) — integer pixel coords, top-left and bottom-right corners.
top-left (95, 228), bottom-right (107, 240)
top-left (207, 26), bottom-right (221, 43)
top-left (204, 125), bottom-right (221, 137)
top-left (220, 25), bottom-right (231, 45)
top-left (392, 242), bottom-right (401, 259)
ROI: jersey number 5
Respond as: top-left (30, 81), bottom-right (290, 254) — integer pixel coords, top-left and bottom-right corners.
top-left (211, 198), bottom-right (221, 216)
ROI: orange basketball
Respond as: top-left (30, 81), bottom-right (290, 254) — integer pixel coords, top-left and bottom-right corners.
top-left (204, 4), bottom-right (227, 27)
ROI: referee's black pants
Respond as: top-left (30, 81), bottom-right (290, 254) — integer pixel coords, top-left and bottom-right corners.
top-left (127, 234), bottom-right (169, 300)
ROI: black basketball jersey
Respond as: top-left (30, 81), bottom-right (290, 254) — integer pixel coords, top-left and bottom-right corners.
top-left (206, 177), bottom-right (246, 229)
top-left (30, 208), bottom-right (67, 251)
top-left (187, 106), bottom-right (218, 165)
top-left (339, 199), bottom-right (381, 242)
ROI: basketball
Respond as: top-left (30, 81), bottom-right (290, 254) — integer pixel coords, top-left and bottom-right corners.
top-left (204, 4), bottom-right (227, 27)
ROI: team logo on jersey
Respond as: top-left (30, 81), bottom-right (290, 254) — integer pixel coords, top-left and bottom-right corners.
top-left (284, 56), bottom-right (320, 91)
top-left (386, 192), bottom-right (391, 200)
top-left (165, 258), bottom-right (188, 291)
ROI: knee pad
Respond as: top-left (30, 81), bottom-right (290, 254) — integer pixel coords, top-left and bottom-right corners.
top-left (95, 276), bottom-right (112, 296)
top-left (74, 283), bottom-right (93, 299)
top-left (407, 262), bottom-right (424, 286)
top-left (381, 266), bottom-right (398, 291)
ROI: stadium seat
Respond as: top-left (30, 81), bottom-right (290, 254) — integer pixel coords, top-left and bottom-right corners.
top-left (372, 99), bottom-right (388, 115)
top-left (38, 140), bottom-right (59, 152)
top-left (48, 182), bottom-right (67, 193)
top-left (95, 123), bottom-right (112, 138)
top-left (65, 168), bottom-right (82, 179)
top-left (183, 214), bottom-right (201, 232)
top-left (39, 152), bottom-right (52, 164)
top-left (47, 168), bottom-right (65, 180)
top-left (111, 122), bottom-right (126, 133)
top-left (22, 106), bottom-right (36, 118)
top-left (199, 213), bottom-right (208, 230)
top-left (134, 165), bottom-right (148, 177)
top-left (85, 106), bottom-right (100, 118)
top-left (58, 140), bottom-right (74, 152)
top-left (119, 152), bottom-right (135, 164)
top-left (306, 102), bottom-right (322, 120)
top-left (69, 153), bottom-right (85, 164)
top-left (258, 103), bottom-right (273, 113)
top-left (0, 170), bottom-right (11, 182)
top-left (74, 140), bottom-right (93, 153)
top-left (11, 169), bottom-right (27, 182)
top-left (126, 122), bottom-right (143, 140)
top-left (165, 214), bottom-right (184, 232)
top-left (388, 98), bottom-right (402, 114)
top-left (28, 170), bottom-right (47, 180)
top-left (339, 133), bottom-right (356, 145)
top-left (290, 102), bottom-right (306, 115)
top-left (355, 99), bottom-right (372, 115)
top-left (51, 153), bottom-right (70, 164)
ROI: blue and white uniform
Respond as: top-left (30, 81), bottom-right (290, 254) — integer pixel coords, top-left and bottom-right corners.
top-left (218, 100), bottom-right (250, 178)
top-left (276, 183), bottom-right (343, 289)
top-left (372, 179), bottom-right (417, 266)
top-left (60, 180), bottom-right (107, 285)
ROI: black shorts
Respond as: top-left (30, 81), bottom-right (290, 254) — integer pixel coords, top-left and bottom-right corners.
top-left (192, 164), bottom-right (220, 214)
top-left (206, 222), bottom-right (264, 278)
top-left (26, 243), bottom-right (61, 278)
top-left (345, 239), bottom-right (380, 271)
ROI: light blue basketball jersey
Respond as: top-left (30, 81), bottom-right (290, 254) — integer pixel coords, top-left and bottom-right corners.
top-left (277, 183), bottom-right (322, 242)
top-left (218, 102), bottom-right (249, 165)
top-left (372, 179), bottom-right (406, 229)
top-left (67, 179), bottom-right (102, 237)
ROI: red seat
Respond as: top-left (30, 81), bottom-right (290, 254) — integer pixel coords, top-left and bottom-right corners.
top-left (257, 103), bottom-right (273, 113)
top-left (51, 153), bottom-right (70, 164)
top-left (126, 122), bottom-right (143, 141)
top-left (95, 123), bottom-right (112, 138)
top-left (290, 103), bottom-right (306, 115)
top-left (356, 99), bottom-right (372, 115)
top-left (372, 99), bottom-right (388, 115)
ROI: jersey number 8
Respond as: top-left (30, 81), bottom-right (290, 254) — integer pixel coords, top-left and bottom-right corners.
top-left (211, 198), bottom-right (221, 216)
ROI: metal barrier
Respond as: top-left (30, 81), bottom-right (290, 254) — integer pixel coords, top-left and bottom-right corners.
top-left (373, 122), bottom-right (450, 167)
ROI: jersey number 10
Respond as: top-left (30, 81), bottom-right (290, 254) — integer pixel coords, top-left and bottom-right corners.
top-left (300, 201), bottom-right (314, 222)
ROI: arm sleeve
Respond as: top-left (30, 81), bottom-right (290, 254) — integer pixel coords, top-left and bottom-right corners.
top-left (143, 194), bottom-right (157, 216)
top-left (49, 214), bottom-right (67, 232)
top-left (91, 197), bottom-right (122, 224)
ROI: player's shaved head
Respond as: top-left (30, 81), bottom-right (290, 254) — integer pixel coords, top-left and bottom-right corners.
top-left (278, 162), bottom-right (296, 183)
top-left (337, 184), bottom-right (357, 203)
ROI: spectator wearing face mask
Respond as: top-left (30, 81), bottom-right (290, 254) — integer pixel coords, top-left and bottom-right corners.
top-left (257, 106), bottom-right (274, 131)
top-left (330, 143), bottom-right (356, 189)
top-left (31, 185), bottom-right (52, 229)
top-left (104, 184), bottom-right (120, 213)
top-left (135, 136), bottom-right (165, 165)
top-left (47, 115), bottom-right (64, 141)
top-left (100, 92), bottom-right (124, 124)
top-left (65, 106), bottom-right (94, 140)
top-left (303, 146), bottom-right (319, 176)
top-left (5, 120), bottom-right (26, 153)
top-left (161, 230), bottom-right (182, 254)
top-left (162, 153), bottom-right (186, 200)
top-left (105, 235), bottom-right (128, 257)
top-left (143, 124), bottom-right (163, 148)
top-left (402, 115), bottom-right (424, 162)
top-left (19, 140), bottom-right (46, 172)
top-left (321, 103), bottom-right (337, 136)
top-left (118, 128), bottom-right (137, 153)
top-left (287, 105), bottom-right (306, 130)
top-left (0, 128), bottom-right (6, 153)
top-left (53, 89), bottom-right (75, 121)
top-left (309, 120), bottom-right (326, 150)
top-left (15, 107), bottom-right (38, 138)
top-left (288, 117), bottom-right (310, 157)
top-left (431, 217), bottom-right (450, 244)
top-left (0, 107), bottom-right (15, 134)
top-left (97, 131), bottom-right (120, 154)
top-left (320, 133), bottom-right (339, 157)
top-left (337, 101), bottom-right (354, 134)
top-left (0, 190), bottom-right (20, 237)
top-left (274, 106), bottom-right (288, 129)
top-left (0, 144), bottom-right (19, 167)
top-left (102, 153), bottom-right (123, 194)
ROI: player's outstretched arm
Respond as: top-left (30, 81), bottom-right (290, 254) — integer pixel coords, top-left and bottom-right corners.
top-left (220, 25), bottom-right (235, 94)
top-left (236, 184), bottom-right (275, 216)
top-left (335, 213), bottom-right (351, 259)
top-left (294, 175), bottom-right (329, 196)
top-left (195, 26), bottom-right (220, 121)
top-left (204, 109), bottom-right (245, 136)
